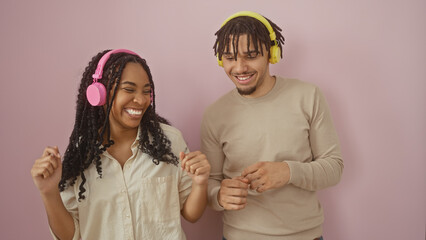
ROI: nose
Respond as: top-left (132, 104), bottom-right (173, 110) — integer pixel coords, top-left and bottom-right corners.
top-left (133, 92), bottom-right (146, 105)
top-left (234, 57), bottom-right (248, 73)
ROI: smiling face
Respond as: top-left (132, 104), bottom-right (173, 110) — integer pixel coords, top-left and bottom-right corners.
top-left (108, 62), bottom-right (152, 133)
top-left (221, 34), bottom-right (275, 98)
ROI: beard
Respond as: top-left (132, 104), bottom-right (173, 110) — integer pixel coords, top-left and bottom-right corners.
top-left (237, 85), bottom-right (257, 96)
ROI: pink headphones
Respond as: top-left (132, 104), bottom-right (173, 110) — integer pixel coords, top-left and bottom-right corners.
top-left (86, 49), bottom-right (140, 106)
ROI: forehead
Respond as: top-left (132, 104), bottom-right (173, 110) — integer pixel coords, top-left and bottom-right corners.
top-left (225, 34), bottom-right (263, 53)
top-left (121, 62), bottom-right (150, 85)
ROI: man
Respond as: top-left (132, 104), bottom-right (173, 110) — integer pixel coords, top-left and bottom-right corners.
top-left (201, 11), bottom-right (343, 240)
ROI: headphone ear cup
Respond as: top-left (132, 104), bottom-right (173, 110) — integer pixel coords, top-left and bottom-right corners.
top-left (86, 82), bottom-right (107, 106)
top-left (269, 45), bottom-right (281, 64)
top-left (217, 55), bottom-right (223, 67)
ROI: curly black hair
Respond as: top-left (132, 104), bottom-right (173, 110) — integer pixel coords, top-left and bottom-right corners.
top-left (213, 14), bottom-right (285, 62)
top-left (59, 50), bottom-right (178, 200)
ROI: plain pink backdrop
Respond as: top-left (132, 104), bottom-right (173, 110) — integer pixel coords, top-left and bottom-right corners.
top-left (1, 0), bottom-right (425, 239)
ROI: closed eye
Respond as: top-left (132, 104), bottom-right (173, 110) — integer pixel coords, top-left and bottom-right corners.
top-left (246, 51), bottom-right (259, 59)
top-left (122, 88), bottom-right (135, 93)
top-left (222, 54), bottom-right (235, 61)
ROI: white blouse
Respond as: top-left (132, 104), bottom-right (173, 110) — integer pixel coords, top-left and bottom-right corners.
top-left (52, 124), bottom-right (192, 240)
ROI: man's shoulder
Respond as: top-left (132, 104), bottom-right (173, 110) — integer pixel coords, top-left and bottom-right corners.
top-left (204, 89), bottom-right (236, 114)
top-left (276, 77), bottom-right (320, 98)
top-left (277, 76), bottom-right (318, 91)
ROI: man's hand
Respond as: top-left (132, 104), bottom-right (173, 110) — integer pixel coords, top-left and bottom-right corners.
top-left (241, 161), bottom-right (290, 193)
top-left (218, 176), bottom-right (249, 210)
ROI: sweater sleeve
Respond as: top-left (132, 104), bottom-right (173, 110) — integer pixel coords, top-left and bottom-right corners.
top-left (201, 110), bottom-right (226, 211)
top-left (286, 86), bottom-right (344, 191)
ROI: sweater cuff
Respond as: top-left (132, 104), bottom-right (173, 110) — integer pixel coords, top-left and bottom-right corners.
top-left (285, 160), bottom-right (301, 185)
top-left (209, 185), bottom-right (225, 211)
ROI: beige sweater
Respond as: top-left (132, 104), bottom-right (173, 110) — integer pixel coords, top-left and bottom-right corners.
top-left (201, 77), bottom-right (343, 240)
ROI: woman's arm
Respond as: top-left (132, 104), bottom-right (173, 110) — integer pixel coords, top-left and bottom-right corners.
top-left (31, 146), bottom-right (76, 240)
top-left (180, 151), bottom-right (210, 222)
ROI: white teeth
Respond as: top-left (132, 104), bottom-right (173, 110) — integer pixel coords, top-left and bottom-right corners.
top-left (237, 76), bottom-right (250, 80)
top-left (125, 109), bottom-right (142, 115)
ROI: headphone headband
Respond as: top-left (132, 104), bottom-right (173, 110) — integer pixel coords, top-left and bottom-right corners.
top-left (217, 11), bottom-right (281, 66)
top-left (87, 49), bottom-right (140, 106)
top-left (92, 49), bottom-right (139, 81)
top-left (220, 11), bottom-right (277, 42)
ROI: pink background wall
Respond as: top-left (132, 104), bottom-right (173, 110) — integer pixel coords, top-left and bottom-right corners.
top-left (1, 0), bottom-right (425, 239)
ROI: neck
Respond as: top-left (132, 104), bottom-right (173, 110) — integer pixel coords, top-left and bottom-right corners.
top-left (106, 125), bottom-right (139, 145)
top-left (246, 74), bottom-right (276, 99)
top-left (104, 125), bottom-right (139, 168)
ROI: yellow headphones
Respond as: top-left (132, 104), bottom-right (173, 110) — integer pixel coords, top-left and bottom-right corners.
top-left (217, 11), bottom-right (281, 67)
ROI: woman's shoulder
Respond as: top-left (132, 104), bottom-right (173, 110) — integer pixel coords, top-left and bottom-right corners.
top-left (159, 123), bottom-right (184, 140)
top-left (159, 123), bottom-right (188, 153)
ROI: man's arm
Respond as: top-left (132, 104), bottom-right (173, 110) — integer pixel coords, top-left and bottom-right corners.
top-left (201, 112), bottom-right (249, 211)
top-left (242, 86), bottom-right (343, 192)
top-left (286, 86), bottom-right (343, 190)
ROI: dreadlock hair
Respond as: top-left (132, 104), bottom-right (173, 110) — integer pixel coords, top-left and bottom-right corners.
top-left (213, 15), bottom-right (285, 62)
top-left (59, 50), bottom-right (178, 201)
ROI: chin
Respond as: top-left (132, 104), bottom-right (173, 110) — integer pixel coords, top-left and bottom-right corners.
top-left (237, 86), bottom-right (257, 95)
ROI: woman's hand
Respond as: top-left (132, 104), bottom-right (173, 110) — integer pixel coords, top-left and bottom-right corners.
top-left (180, 151), bottom-right (211, 185)
top-left (31, 146), bottom-right (62, 195)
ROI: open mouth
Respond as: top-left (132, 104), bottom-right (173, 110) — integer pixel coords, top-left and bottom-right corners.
top-left (234, 74), bottom-right (255, 84)
top-left (125, 108), bottom-right (143, 117)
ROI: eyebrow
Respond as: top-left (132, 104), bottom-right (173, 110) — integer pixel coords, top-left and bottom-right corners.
top-left (121, 81), bottom-right (136, 86)
top-left (244, 50), bottom-right (259, 54)
top-left (223, 50), bottom-right (259, 55)
top-left (121, 81), bottom-right (151, 88)
top-left (222, 51), bottom-right (259, 60)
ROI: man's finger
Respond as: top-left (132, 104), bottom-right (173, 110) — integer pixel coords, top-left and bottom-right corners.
top-left (241, 162), bottom-right (262, 177)
top-left (222, 179), bottom-right (249, 189)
